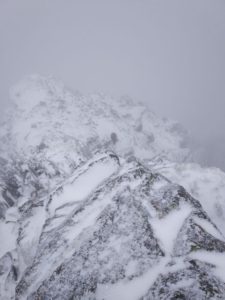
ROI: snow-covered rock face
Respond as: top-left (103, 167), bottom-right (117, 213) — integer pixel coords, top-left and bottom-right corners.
top-left (148, 159), bottom-right (225, 237)
top-left (1, 76), bottom-right (225, 299)
top-left (6, 75), bottom-right (189, 162)
top-left (0, 76), bottom-right (190, 214)
top-left (2, 152), bottom-right (222, 300)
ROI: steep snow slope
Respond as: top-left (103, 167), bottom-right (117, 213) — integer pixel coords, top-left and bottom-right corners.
top-left (148, 158), bottom-right (225, 237)
top-left (5, 152), bottom-right (225, 299)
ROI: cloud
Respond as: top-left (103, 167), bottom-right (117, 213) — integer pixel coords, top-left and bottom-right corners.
top-left (0, 0), bottom-right (225, 142)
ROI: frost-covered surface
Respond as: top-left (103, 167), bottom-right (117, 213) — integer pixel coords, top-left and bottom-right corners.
top-left (1, 76), bottom-right (225, 299)
top-left (0, 75), bottom-right (190, 218)
top-left (0, 152), bottom-right (224, 299)
top-left (4, 75), bottom-right (189, 162)
top-left (148, 159), bottom-right (225, 236)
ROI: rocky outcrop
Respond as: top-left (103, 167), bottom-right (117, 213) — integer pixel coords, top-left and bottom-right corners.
top-left (9, 153), bottom-right (225, 300)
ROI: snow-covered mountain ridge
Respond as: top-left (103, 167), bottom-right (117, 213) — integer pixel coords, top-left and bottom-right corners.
top-left (2, 152), bottom-right (225, 299)
top-left (1, 75), bottom-right (190, 163)
top-left (148, 158), bottom-right (225, 236)
top-left (0, 75), bottom-right (190, 218)
top-left (1, 75), bottom-right (225, 299)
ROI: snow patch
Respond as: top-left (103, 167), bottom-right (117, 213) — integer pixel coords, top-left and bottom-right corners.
top-left (150, 202), bottom-right (192, 254)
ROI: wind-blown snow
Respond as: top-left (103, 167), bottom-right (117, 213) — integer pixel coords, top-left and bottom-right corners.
top-left (2, 75), bottom-right (190, 168)
top-left (1, 76), bottom-right (225, 299)
top-left (48, 157), bottom-right (119, 216)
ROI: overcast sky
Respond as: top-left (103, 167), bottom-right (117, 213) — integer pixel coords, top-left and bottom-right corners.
top-left (1, 0), bottom-right (225, 141)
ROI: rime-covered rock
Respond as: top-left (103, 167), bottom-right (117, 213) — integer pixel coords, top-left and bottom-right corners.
top-left (11, 153), bottom-right (225, 300)
top-left (0, 75), bottom-right (190, 216)
top-left (1, 76), bottom-right (225, 300)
